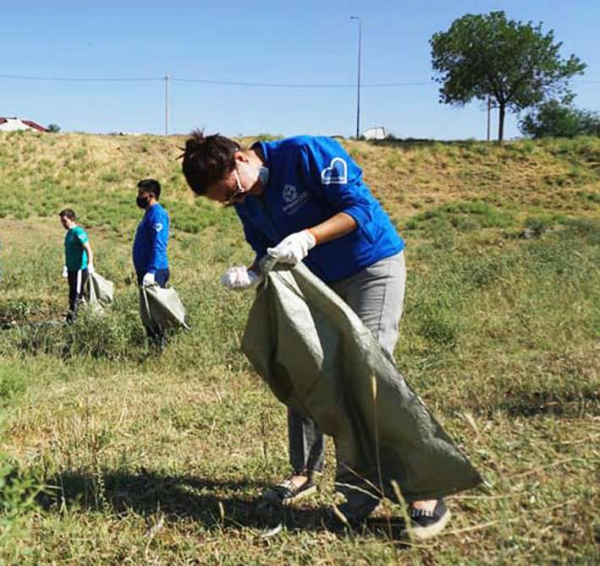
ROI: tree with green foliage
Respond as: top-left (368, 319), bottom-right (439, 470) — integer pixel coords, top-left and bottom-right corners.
top-left (430, 11), bottom-right (586, 141)
top-left (47, 124), bottom-right (61, 133)
top-left (520, 100), bottom-right (600, 138)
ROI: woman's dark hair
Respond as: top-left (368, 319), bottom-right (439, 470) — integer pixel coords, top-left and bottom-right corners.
top-left (137, 178), bottom-right (161, 200)
top-left (59, 208), bottom-right (76, 220)
top-left (181, 130), bottom-right (240, 195)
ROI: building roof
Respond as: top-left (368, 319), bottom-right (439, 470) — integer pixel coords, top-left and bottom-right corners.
top-left (0, 117), bottom-right (48, 132)
top-left (21, 120), bottom-right (48, 132)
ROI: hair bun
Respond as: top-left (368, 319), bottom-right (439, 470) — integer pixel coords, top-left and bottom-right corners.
top-left (184, 129), bottom-right (206, 151)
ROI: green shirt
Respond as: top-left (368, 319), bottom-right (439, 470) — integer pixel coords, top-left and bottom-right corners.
top-left (64, 226), bottom-right (89, 270)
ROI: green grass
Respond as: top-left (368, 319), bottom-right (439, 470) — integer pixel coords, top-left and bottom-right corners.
top-left (0, 132), bottom-right (599, 564)
top-left (0, 363), bottom-right (28, 405)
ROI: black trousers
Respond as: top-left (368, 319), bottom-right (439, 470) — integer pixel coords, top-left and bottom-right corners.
top-left (67, 269), bottom-right (89, 323)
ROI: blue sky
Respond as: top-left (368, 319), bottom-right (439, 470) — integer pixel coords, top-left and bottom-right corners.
top-left (1, 1), bottom-right (598, 139)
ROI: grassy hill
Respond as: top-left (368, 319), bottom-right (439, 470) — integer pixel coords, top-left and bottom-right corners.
top-left (1, 131), bottom-right (599, 564)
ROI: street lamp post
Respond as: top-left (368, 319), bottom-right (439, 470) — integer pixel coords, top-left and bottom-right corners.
top-left (164, 75), bottom-right (170, 136)
top-left (350, 16), bottom-right (362, 139)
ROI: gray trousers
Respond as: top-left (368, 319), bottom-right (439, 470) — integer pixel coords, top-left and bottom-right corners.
top-left (287, 251), bottom-right (407, 475)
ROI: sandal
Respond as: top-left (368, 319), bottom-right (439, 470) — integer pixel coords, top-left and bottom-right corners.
top-left (407, 499), bottom-right (451, 540)
top-left (261, 475), bottom-right (317, 507)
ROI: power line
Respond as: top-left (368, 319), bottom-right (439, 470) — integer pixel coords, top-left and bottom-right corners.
top-left (0, 73), bottom-right (433, 88)
top-left (172, 78), bottom-right (434, 88)
top-left (0, 74), bottom-right (162, 82)
top-left (1, 73), bottom-right (597, 91)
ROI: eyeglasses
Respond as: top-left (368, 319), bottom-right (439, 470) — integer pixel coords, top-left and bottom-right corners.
top-left (222, 169), bottom-right (246, 207)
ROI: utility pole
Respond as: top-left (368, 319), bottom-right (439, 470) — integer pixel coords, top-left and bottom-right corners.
top-left (486, 95), bottom-right (491, 142)
top-left (350, 16), bottom-right (362, 139)
top-left (164, 75), bottom-right (170, 136)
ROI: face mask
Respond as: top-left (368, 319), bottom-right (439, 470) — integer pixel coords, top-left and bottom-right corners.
top-left (258, 166), bottom-right (269, 187)
top-left (136, 196), bottom-right (149, 209)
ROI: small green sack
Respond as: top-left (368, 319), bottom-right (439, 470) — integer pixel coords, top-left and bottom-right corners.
top-left (139, 285), bottom-right (189, 330)
top-left (86, 271), bottom-right (114, 305)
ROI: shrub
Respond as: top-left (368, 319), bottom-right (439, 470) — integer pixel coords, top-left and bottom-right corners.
top-left (522, 216), bottom-right (553, 238)
top-left (0, 458), bottom-right (43, 561)
top-left (100, 172), bottom-right (121, 183)
top-left (520, 100), bottom-right (600, 139)
top-left (0, 364), bottom-right (27, 405)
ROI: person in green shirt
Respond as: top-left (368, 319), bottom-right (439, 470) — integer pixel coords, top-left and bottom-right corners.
top-left (59, 209), bottom-right (94, 323)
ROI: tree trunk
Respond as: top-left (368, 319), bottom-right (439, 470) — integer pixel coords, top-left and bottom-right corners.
top-left (498, 103), bottom-right (506, 142)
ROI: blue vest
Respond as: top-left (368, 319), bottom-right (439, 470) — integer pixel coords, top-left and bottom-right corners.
top-left (235, 136), bottom-right (404, 283)
top-left (132, 203), bottom-right (170, 273)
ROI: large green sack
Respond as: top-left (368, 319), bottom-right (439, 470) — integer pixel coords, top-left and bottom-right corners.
top-left (86, 271), bottom-right (114, 306)
top-left (139, 285), bottom-right (189, 330)
top-left (242, 261), bottom-right (482, 503)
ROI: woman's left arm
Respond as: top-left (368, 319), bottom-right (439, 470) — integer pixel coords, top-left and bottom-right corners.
top-left (298, 138), bottom-right (377, 242)
top-left (308, 212), bottom-right (357, 245)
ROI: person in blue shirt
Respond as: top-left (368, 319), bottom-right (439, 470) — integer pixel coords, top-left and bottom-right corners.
top-left (59, 208), bottom-right (95, 324)
top-left (132, 178), bottom-right (170, 349)
top-left (181, 133), bottom-right (449, 538)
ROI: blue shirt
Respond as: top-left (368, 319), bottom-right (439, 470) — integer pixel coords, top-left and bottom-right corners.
top-left (132, 203), bottom-right (170, 273)
top-left (235, 136), bottom-right (404, 283)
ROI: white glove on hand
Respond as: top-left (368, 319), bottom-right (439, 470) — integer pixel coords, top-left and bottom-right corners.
top-left (87, 263), bottom-right (95, 274)
top-left (221, 266), bottom-right (260, 291)
top-left (62, 265), bottom-right (68, 278)
top-left (142, 272), bottom-right (155, 287)
top-left (267, 230), bottom-right (316, 265)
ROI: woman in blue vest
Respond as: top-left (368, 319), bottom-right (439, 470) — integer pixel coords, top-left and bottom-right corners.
top-left (181, 132), bottom-right (449, 538)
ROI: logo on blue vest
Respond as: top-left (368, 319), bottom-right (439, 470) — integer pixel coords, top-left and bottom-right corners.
top-left (282, 184), bottom-right (310, 216)
top-left (320, 157), bottom-right (348, 185)
top-left (283, 184), bottom-right (298, 203)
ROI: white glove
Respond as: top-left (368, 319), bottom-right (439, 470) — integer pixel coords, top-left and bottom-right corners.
top-left (142, 272), bottom-right (155, 287)
top-left (267, 230), bottom-right (316, 265)
top-left (221, 266), bottom-right (260, 291)
top-left (87, 263), bottom-right (95, 274)
top-left (62, 265), bottom-right (68, 278)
